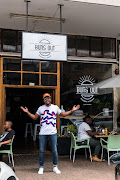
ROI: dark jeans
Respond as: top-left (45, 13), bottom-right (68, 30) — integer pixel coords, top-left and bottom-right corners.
top-left (90, 138), bottom-right (101, 156)
top-left (39, 134), bottom-right (58, 168)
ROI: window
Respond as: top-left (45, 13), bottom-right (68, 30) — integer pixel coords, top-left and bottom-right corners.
top-left (22, 61), bottom-right (39, 72)
top-left (17, 31), bottom-right (22, 52)
top-left (91, 37), bottom-right (102, 57)
top-left (41, 74), bottom-right (57, 86)
top-left (3, 30), bottom-right (16, 51)
top-left (3, 58), bottom-right (21, 71)
top-left (22, 73), bottom-right (39, 85)
top-left (61, 62), bottom-right (113, 115)
top-left (3, 72), bottom-right (21, 85)
top-left (103, 38), bottom-right (116, 58)
top-left (0, 29), bottom-right (116, 59)
top-left (2, 58), bottom-right (58, 87)
top-left (67, 35), bottom-right (76, 56)
top-left (41, 61), bottom-right (57, 73)
top-left (77, 36), bottom-right (89, 56)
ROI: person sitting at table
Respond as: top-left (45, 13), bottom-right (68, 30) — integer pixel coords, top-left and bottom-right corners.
top-left (0, 121), bottom-right (15, 161)
top-left (77, 115), bottom-right (102, 162)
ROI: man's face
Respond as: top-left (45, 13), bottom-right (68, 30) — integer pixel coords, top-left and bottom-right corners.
top-left (43, 96), bottom-right (51, 106)
top-left (4, 122), bottom-right (10, 130)
top-left (86, 118), bottom-right (92, 125)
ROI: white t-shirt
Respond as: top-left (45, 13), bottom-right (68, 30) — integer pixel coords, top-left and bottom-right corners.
top-left (77, 122), bottom-right (91, 140)
top-left (36, 104), bottom-right (61, 135)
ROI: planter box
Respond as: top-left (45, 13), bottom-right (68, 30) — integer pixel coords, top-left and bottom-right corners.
top-left (57, 137), bottom-right (71, 155)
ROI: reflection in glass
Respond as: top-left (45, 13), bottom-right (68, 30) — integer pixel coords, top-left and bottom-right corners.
top-left (22, 61), bottom-right (39, 72)
top-left (3, 72), bottom-right (21, 85)
top-left (3, 58), bottom-right (21, 71)
top-left (41, 61), bottom-right (57, 73)
top-left (91, 37), bottom-right (102, 57)
top-left (77, 36), bottom-right (89, 56)
top-left (103, 38), bottom-right (115, 58)
top-left (67, 35), bottom-right (76, 56)
top-left (23, 73), bottom-right (39, 85)
top-left (3, 30), bottom-right (16, 51)
top-left (17, 31), bottom-right (22, 52)
top-left (41, 74), bottom-right (57, 86)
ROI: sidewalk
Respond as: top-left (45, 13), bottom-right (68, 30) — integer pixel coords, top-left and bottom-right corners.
top-left (11, 152), bottom-right (116, 180)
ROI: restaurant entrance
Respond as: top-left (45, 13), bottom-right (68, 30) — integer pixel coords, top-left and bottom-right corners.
top-left (6, 88), bottom-right (54, 137)
top-left (0, 57), bottom-right (60, 133)
top-left (5, 87), bottom-right (55, 153)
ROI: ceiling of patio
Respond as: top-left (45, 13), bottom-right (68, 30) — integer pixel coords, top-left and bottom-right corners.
top-left (1, 0), bottom-right (120, 38)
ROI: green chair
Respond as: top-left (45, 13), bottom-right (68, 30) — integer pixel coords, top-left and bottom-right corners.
top-left (100, 134), bottom-right (120, 165)
top-left (70, 132), bottom-right (92, 162)
top-left (0, 135), bottom-right (15, 168)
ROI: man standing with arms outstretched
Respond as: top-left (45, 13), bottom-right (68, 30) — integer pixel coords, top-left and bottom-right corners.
top-left (21, 93), bottom-right (80, 175)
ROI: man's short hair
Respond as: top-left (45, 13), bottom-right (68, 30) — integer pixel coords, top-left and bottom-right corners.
top-left (84, 115), bottom-right (92, 121)
top-left (6, 121), bottom-right (13, 127)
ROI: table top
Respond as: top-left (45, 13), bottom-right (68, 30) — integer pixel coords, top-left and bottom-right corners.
top-left (94, 134), bottom-right (109, 138)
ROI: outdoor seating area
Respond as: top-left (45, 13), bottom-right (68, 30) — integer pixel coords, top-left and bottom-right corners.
top-left (1, 149), bottom-right (116, 180)
top-left (0, 130), bottom-right (120, 179)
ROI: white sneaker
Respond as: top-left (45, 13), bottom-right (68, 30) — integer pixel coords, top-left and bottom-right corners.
top-left (53, 166), bottom-right (61, 174)
top-left (38, 168), bottom-right (44, 175)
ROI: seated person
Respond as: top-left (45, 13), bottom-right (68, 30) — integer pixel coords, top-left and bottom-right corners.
top-left (0, 121), bottom-right (15, 161)
top-left (77, 115), bottom-right (102, 162)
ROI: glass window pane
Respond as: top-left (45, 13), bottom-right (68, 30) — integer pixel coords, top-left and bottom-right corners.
top-left (41, 61), bottom-right (57, 73)
top-left (17, 31), bottom-right (22, 52)
top-left (61, 62), bottom-right (113, 115)
top-left (22, 61), bottom-right (39, 72)
top-left (77, 36), bottom-right (89, 56)
top-left (103, 38), bottom-right (115, 58)
top-left (23, 73), bottom-right (39, 85)
top-left (3, 58), bottom-right (21, 71)
top-left (3, 30), bottom-right (16, 51)
top-left (67, 35), bottom-right (76, 56)
top-left (41, 74), bottom-right (57, 86)
top-left (91, 37), bottom-right (102, 57)
top-left (3, 72), bottom-right (21, 85)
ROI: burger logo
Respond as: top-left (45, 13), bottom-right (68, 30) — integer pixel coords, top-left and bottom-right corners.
top-left (35, 38), bottom-right (55, 58)
top-left (76, 75), bottom-right (98, 103)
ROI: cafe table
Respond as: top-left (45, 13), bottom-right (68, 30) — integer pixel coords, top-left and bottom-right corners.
top-left (94, 134), bottom-right (109, 138)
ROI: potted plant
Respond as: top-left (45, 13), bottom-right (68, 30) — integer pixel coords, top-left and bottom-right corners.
top-left (57, 124), bottom-right (77, 155)
top-left (57, 132), bottom-right (71, 155)
top-left (93, 96), bottom-right (112, 115)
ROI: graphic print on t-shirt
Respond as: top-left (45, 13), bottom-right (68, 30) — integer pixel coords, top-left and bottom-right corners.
top-left (0, 132), bottom-right (9, 142)
top-left (40, 110), bottom-right (56, 127)
top-left (36, 104), bottom-right (61, 135)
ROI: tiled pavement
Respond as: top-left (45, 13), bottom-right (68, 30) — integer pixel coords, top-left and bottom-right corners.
top-left (4, 152), bottom-right (116, 180)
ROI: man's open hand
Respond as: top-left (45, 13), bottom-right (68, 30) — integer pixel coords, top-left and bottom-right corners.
top-left (72, 105), bottom-right (80, 112)
top-left (20, 106), bottom-right (28, 113)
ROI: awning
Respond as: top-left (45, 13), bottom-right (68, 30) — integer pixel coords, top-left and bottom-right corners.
top-left (92, 74), bottom-right (120, 89)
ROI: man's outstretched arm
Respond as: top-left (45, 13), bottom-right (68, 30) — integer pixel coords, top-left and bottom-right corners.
top-left (20, 106), bottom-right (40, 120)
top-left (60, 105), bottom-right (80, 117)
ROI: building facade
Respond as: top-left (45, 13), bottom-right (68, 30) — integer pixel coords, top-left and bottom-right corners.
top-left (0, 0), bottom-right (120, 135)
